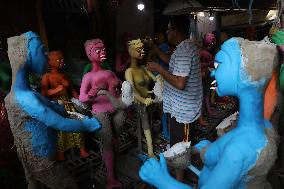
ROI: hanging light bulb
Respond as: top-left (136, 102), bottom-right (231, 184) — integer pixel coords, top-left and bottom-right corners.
top-left (137, 3), bottom-right (145, 11)
top-left (209, 10), bottom-right (214, 21)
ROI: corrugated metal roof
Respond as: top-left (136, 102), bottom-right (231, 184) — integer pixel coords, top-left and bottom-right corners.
top-left (163, 0), bottom-right (277, 15)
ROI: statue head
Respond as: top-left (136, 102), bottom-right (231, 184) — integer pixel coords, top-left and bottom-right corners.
top-left (203, 33), bottom-right (216, 49)
top-left (48, 51), bottom-right (64, 69)
top-left (7, 31), bottom-right (47, 75)
top-left (128, 39), bottom-right (145, 60)
top-left (212, 38), bottom-right (278, 97)
top-left (84, 39), bottom-right (106, 63)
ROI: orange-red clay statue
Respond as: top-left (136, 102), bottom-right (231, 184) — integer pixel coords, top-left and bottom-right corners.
top-left (41, 51), bottom-right (89, 160)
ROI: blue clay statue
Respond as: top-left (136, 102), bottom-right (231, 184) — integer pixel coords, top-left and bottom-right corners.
top-left (4, 32), bottom-right (101, 189)
top-left (139, 37), bottom-right (279, 189)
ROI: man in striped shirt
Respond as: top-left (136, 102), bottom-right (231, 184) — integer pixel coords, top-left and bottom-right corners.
top-left (147, 15), bottom-right (203, 181)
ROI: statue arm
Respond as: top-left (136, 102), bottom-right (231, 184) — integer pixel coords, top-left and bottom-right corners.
top-left (71, 88), bottom-right (79, 99)
top-left (153, 45), bottom-right (170, 64)
top-left (41, 74), bottom-right (49, 96)
top-left (46, 87), bottom-right (63, 96)
top-left (16, 91), bottom-right (100, 132)
top-left (41, 74), bottom-right (64, 97)
top-left (63, 75), bottom-right (79, 98)
top-left (79, 74), bottom-right (92, 103)
top-left (143, 66), bottom-right (157, 82)
top-left (125, 69), bottom-right (152, 106)
top-left (115, 53), bottom-right (125, 73)
top-left (192, 140), bottom-right (212, 162)
top-left (97, 90), bottom-right (126, 109)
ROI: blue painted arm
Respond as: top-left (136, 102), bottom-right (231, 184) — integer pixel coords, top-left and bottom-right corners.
top-left (16, 91), bottom-right (101, 132)
top-left (139, 154), bottom-right (192, 189)
top-left (35, 93), bottom-right (67, 116)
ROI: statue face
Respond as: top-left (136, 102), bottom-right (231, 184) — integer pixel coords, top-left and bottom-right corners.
top-left (212, 38), bottom-right (240, 97)
top-left (204, 33), bottom-right (216, 48)
top-left (85, 39), bottom-right (106, 63)
top-left (128, 39), bottom-right (145, 60)
top-left (25, 32), bottom-right (48, 75)
top-left (48, 51), bottom-right (64, 69)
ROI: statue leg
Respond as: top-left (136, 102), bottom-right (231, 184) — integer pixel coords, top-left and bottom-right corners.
top-left (112, 109), bottom-right (127, 153)
top-left (57, 131), bottom-right (66, 161)
top-left (95, 113), bottom-right (121, 189)
top-left (137, 104), bottom-right (154, 157)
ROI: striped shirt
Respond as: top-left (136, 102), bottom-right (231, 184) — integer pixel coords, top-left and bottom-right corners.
top-left (163, 39), bottom-right (203, 124)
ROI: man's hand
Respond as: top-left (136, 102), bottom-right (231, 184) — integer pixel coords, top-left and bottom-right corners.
top-left (144, 36), bottom-right (154, 48)
top-left (147, 61), bottom-right (160, 72)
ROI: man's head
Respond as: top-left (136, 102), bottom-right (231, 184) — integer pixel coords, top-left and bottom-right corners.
top-left (155, 32), bottom-right (165, 45)
top-left (167, 15), bottom-right (190, 46)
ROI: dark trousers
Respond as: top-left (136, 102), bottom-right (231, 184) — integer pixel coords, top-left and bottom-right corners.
top-left (167, 113), bottom-right (196, 147)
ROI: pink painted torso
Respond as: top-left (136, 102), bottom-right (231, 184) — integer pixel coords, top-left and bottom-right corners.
top-left (79, 70), bottom-right (121, 114)
top-left (200, 49), bottom-right (214, 72)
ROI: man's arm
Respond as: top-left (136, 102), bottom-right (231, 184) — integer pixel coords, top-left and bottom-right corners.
top-left (153, 45), bottom-right (171, 64)
top-left (145, 38), bottom-right (171, 64)
top-left (147, 61), bottom-right (187, 90)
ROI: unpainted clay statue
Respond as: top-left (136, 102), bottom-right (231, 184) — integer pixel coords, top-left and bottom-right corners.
top-left (0, 92), bottom-right (17, 167)
top-left (139, 37), bottom-right (279, 189)
top-left (4, 32), bottom-right (101, 189)
top-left (79, 39), bottom-right (126, 189)
top-left (125, 39), bottom-right (156, 157)
top-left (41, 51), bottom-right (88, 160)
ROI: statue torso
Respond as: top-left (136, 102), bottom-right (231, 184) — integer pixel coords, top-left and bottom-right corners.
top-left (4, 90), bottom-right (57, 158)
top-left (130, 67), bottom-right (152, 99)
top-left (85, 70), bottom-right (120, 114)
top-left (44, 72), bottom-right (70, 98)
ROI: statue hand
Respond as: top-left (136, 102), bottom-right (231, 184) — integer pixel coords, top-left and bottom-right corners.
top-left (87, 88), bottom-right (98, 100)
top-left (144, 98), bottom-right (153, 106)
top-left (139, 154), bottom-right (170, 188)
top-left (97, 89), bottom-right (109, 96)
top-left (56, 85), bottom-right (64, 93)
top-left (82, 117), bottom-right (101, 132)
top-left (97, 89), bottom-right (122, 109)
top-left (194, 140), bottom-right (211, 153)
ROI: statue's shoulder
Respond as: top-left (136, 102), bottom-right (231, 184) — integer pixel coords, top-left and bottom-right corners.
top-left (125, 68), bottom-right (134, 73)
